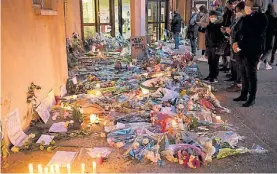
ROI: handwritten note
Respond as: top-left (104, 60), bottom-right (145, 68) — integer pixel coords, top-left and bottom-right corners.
top-left (49, 122), bottom-right (67, 133)
top-left (72, 77), bottom-right (77, 85)
top-left (35, 104), bottom-right (51, 124)
top-left (47, 151), bottom-right (77, 167)
top-left (7, 109), bottom-right (28, 146)
top-left (36, 135), bottom-right (55, 145)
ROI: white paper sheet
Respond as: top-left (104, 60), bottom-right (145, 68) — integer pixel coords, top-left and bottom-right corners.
top-left (47, 151), bottom-right (77, 167)
top-left (36, 134), bottom-right (55, 145)
top-left (35, 104), bottom-right (51, 124)
top-left (72, 77), bottom-right (77, 85)
top-left (48, 90), bottom-right (56, 109)
top-left (60, 84), bottom-right (67, 97)
top-left (49, 122), bottom-right (67, 133)
top-left (6, 109), bottom-right (28, 146)
top-left (86, 147), bottom-right (112, 158)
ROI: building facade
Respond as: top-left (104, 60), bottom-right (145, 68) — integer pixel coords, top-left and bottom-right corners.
top-left (1, 0), bottom-right (76, 141)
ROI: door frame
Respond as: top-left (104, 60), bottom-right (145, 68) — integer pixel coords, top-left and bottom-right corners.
top-left (146, 0), bottom-right (169, 41)
top-left (80, 0), bottom-right (117, 41)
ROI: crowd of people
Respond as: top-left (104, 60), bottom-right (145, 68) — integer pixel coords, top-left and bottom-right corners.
top-left (186, 0), bottom-right (277, 107)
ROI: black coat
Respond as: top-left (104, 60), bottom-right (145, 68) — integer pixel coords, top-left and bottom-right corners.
top-left (187, 13), bottom-right (200, 39)
top-left (223, 8), bottom-right (234, 27)
top-left (171, 14), bottom-right (182, 33)
top-left (264, 11), bottom-right (277, 49)
top-left (236, 12), bottom-right (268, 57)
top-left (205, 22), bottom-right (225, 49)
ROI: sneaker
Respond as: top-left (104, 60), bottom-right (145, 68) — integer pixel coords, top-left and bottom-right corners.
top-left (257, 61), bottom-right (262, 70)
top-left (209, 78), bottom-right (218, 83)
top-left (203, 76), bottom-right (210, 81)
top-left (265, 63), bottom-right (272, 70)
top-left (226, 84), bottom-right (241, 92)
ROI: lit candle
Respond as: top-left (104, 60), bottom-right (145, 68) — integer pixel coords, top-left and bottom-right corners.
top-left (95, 90), bottom-right (101, 97)
top-left (141, 88), bottom-right (149, 95)
top-left (50, 165), bottom-right (55, 174)
top-left (44, 167), bottom-right (49, 174)
top-left (90, 114), bottom-right (99, 124)
top-left (38, 164), bottom-right (43, 174)
top-left (215, 116), bottom-right (221, 123)
top-left (172, 120), bottom-right (178, 128)
top-left (96, 83), bottom-right (101, 89)
top-left (67, 164), bottom-right (71, 174)
top-left (92, 161), bottom-right (96, 174)
top-left (81, 163), bottom-right (85, 174)
top-left (96, 153), bottom-right (103, 165)
top-left (55, 165), bottom-right (60, 174)
top-left (28, 164), bottom-right (34, 174)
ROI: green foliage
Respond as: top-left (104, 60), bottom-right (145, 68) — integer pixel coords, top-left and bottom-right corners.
top-left (72, 106), bottom-right (83, 123)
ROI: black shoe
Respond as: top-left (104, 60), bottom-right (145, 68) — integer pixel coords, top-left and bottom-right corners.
top-left (219, 67), bottom-right (227, 71)
top-left (233, 96), bottom-right (247, 102)
top-left (226, 73), bottom-right (232, 78)
top-left (209, 78), bottom-right (218, 83)
top-left (242, 99), bottom-right (255, 107)
top-left (203, 76), bottom-right (210, 81)
top-left (224, 78), bottom-right (235, 82)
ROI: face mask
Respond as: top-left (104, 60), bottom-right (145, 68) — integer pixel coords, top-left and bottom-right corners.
top-left (210, 17), bottom-right (217, 23)
top-left (235, 12), bottom-right (243, 18)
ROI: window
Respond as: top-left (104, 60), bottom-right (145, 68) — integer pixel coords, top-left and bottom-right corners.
top-left (33, 0), bottom-right (58, 15)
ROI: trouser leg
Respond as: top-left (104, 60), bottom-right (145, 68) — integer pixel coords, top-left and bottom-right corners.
top-left (240, 59), bottom-right (249, 97)
top-left (190, 37), bottom-right (196, 55)
top-left (231, 60), bottom-right (237, 80)
top-left (207, 49), bottom-right (213, 78)
top-left (246, 56), bottom-right (259, 99)
top-left (235, 60), bottom-right (241, 84)
top-left (209, 48), bottom-right (219, 79)
top-left (271, 35), bottom-right (277, 64)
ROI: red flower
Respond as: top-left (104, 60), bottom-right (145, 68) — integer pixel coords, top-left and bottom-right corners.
top-left (192, 158), bottom-right (201, 168)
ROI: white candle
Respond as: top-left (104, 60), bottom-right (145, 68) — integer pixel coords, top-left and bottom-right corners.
top-left (81, 163), bottom-right (85, 174)
top-left (215, 116), bottom-right (221, 123)
top-left (28, 164), bottom-right (34, 174)
top-left (96, 83), bottom-right (101, 89)
top-left (90, 114), bottom-right (98, 124)
top-left (67, 164), bottom-right (71, 174)
top-left (172, 120), bottom-right (178, 128)
top-left (92, 161), bottom-right (96, 174)
top-left (50, 165), bottom-right (55, 174)
top-left (38, 164), bottom-right (43, 174)
top-left (55, 165), bottom-right (60, 174)
top-left (44, 167), bottom-right (49, 174)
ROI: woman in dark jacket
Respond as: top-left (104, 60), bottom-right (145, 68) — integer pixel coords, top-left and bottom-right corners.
top-left (258, 3), bottom-right (277, 70)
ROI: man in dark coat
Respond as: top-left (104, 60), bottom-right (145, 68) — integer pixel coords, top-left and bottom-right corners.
top-left (187, 7), bottom-right (200, 56)
top-left (233, 0), bottom-right (268, 107)
top-left (171, 11), bottom-right (183, 50)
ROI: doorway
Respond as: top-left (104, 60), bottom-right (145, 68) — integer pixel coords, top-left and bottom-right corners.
top-left (147, 0), bottom-right (169, 42)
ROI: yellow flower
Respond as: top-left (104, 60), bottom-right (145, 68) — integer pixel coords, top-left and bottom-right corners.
top-left (180, 90), bottom-right (187, 97)
top-left (28, 133), bottom-right (36, 139)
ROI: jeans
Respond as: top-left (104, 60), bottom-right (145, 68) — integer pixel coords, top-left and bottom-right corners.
top-left (261, 35), bottom-right (276, 64)
top-left (240, 56), bottom-right (260, 99)
top-left (206, 48), bottom-right (220, 79)
top-left (173, 32), bottom-right (180, 49)
top-left (231, 60), bottom-right (241, 84)
top-left (190, 37), bottom-right (197, 55)
top-left (270, 35), bottom-right (277, 64)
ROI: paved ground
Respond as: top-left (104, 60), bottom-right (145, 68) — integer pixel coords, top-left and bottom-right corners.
top-left (2, 45), bottom-right (277, 173)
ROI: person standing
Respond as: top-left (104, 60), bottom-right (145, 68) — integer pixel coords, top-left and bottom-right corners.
top-left (196, 6), bottom-right (209, 61)
top-left (258, 3), bottom-right (277, 69)
top-left (233, 0), bottom-right (268, 107)
top-left (187, 7), bottom-right (200, 56)
top-left (204, 10), bottom-right (224, 83)
top-left (171, 11), bottom-right (183, 50)
top-left (225, 1), bottom-right (246, 92)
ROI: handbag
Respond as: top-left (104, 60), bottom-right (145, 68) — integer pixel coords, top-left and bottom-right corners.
top-left (215, 39), bottom-right (231, 56)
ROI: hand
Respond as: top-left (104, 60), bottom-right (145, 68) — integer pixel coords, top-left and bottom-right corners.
top-left (232, 42), bottom-right (239, 53)
top-left (225, 27), bottom-right (231, 34)
top-left (220, 27), bottom-right (226, 33)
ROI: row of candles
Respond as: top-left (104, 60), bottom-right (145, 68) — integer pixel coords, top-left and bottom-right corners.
top-left (29, 162), bottom-right (97, 174)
